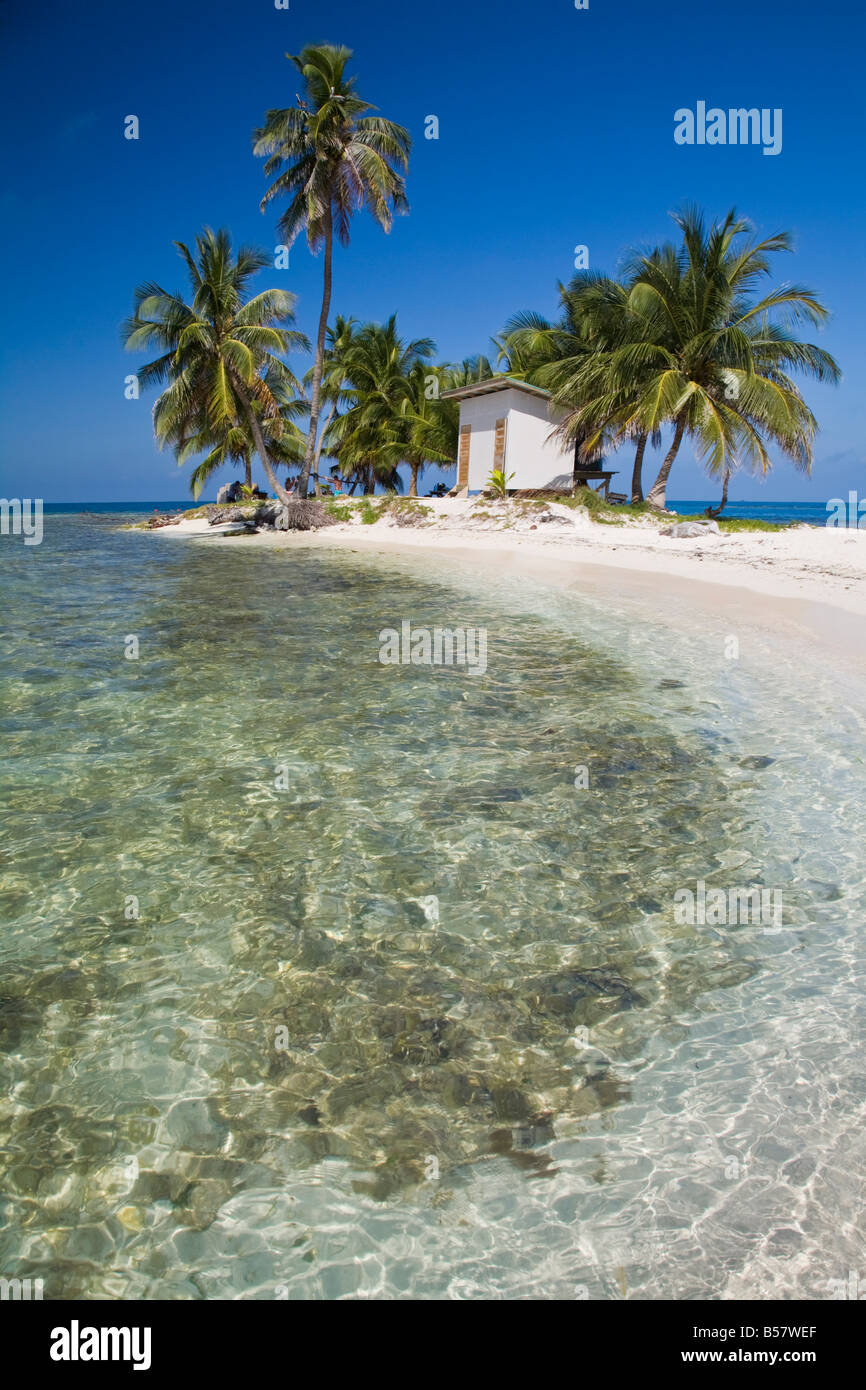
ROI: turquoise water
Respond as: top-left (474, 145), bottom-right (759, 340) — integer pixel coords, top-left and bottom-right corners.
top-left (1, 513), bottom-right (865, 1300)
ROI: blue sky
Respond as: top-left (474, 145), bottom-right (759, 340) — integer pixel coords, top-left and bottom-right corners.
top-left (1, 0), bottom-right (863, 502)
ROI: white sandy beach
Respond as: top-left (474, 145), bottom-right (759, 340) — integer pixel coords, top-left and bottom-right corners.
top-left (159, 498), bottom-right (866, 648)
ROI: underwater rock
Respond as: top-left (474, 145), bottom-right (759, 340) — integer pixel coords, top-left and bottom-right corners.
top-left (163, 1099), bottom-right (230, 1154)
top-left (524, 967), bottom-right (646, 1019)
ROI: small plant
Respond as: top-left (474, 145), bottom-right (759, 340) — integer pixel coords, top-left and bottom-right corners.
top-left (486, 468), bottom-right (515, 498)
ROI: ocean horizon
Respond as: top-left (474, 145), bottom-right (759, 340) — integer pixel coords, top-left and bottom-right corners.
top-left (31, 499), bottom-right (845, 526)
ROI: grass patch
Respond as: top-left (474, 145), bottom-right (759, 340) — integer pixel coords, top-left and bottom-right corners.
top-left (558, 492), bottom-right (789, 533)
top-left (323, 500), bottom-right (353, 523)
top-left (558, 491), bottom-right (643, 525)
top-left (358, 497), bottom-right (386, 525)
top-left (673, 513), bottom-right (791, 533)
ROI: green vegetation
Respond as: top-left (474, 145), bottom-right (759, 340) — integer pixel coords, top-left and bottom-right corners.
top-left (674, 514), bottom-right (790, 533)
top-left (486, 467), bottom-right (515, 498)
top-left (323, 500), bottom-right (353, 523)
top-left (496, 208), bottom-right (840, 509)
top-left (122, 228), bottom-right (308, 503)
top-left (122, 33), bottom-right (839, 520)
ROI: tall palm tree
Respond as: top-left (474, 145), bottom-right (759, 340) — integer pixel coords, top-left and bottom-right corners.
top-left (123, 228), bottom-right (308, 505)
top-left (616, 208), bottom-right (840, 508)
top-left (253, 44), bottom-right (410, 499)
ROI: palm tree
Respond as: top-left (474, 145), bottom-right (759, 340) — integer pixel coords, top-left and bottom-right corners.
top-left (442, 355), bottom-right (495, 389)
top-left (327, 317), bottom-right (434, 494)
top-left (304, 314), bottom-right (359, 491)
top-left (123, 228), bottom-right (308, 505)
top-left (253, 44), bottom-right (410, 499)
top-left (183, 387), bottom-right (308, 499)
top-left (616, 208), bottom-right (840, 509)
top-left (499, 288), bottom-right (619, 489)
top-left (394, 362), bottom-right (459, 496)
top-left (517, 279), bottom-right (665, 502)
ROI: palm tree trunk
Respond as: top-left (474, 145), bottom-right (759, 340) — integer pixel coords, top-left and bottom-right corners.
top-left (312, 400), bottom-right (338, 498)
top-left (646, 414), bottom-right (687, 510)
top-left (244, 452), bottom-right (253, 490)
top-left (630, 433), bottom-right (647, 504)
top-left (572, 436), bottom-right (583, 494)
top-left (705, 469), bottom-right (730, 518)
top-left (409, 461), bottom-right (419, 497)
top-left (234, 382), bottom-right (291, 506)
top-left (296, 207), bottom-right (333, 499)
top-left (314, 401), bottom-right (337, 477)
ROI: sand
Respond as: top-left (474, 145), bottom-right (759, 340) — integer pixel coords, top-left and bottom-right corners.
top-left (160, 498), bottom-right (866, 604)
top-left (155, 498), bottom-right (866, 675)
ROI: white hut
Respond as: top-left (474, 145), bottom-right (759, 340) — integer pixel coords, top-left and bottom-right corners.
top-left (441, 376), bottom-right (574, 494)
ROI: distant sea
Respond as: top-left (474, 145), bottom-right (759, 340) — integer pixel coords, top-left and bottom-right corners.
top-left (667, 499), bottom-right (834, 525)
top-left (40, 499), bottom-right (838, 525)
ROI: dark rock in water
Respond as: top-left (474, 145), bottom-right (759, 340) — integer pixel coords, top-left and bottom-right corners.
top-left (635, 896), bottom-right (663, 913)
top-left (488, 1121), bottom-right (557, 1175)
top-left (526, 967), bottom-right (646, 1018)
top-left (738, 755), bottom-right (775, 770)
top-left (297, 1103), bottom-right (321, 1127)
top-left (659, 679), bottom-right (686, 689)
top-left (391, 1016), bottom-right (453, 1065)
top-left (490, 1085), bottom-right (536, 1122)
top-left (0, 995), bottom-right (42, 1051)
top-left (173, 1178), bottom-right (233, 1230)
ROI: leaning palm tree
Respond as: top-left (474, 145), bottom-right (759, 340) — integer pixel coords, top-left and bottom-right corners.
top-left (123, 228), bottom-right (309, 505)
top-left (253, 44), bottom-right (410, 499)
top-left (183, 389), bottom-right (308, 499)
top-left (615, 208), bottom-right (840, 508)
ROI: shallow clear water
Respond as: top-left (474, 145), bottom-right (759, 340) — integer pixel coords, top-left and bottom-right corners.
top-left (1, 514), bottom-right (864, 1300)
